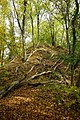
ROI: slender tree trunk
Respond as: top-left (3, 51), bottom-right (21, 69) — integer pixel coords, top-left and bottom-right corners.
top-left (63, 0), bottom-right (71, 54)
top-left (61, 25), bottom-right (65, 46)
top-left (8, 12), bottom-right (15, 59)
top-left (12, 0), bottom-right (27, 60)
top-left (37, 13), bottom-right (40, 42)
top-left (70, 0), bottom-right (79, 85)
top-left (0, 49), bottom-right (1, 62)
top-left (64, 16), bottom-right (70, 54)
top-left (76, 70), bottom-right (80, 87)
top-left (30, 14), bottom-right (34, 47)
top-left (1, 49), bottom-right (4, 66)
top-left (51, 21), bottom-right (55, 46)
top-left (21, 0), bottom-right (27, 60)
top-left (48, 15), bottom-right (55, 46)
top-left (29, 1), bottom-right (34, 47)
top-left (71, 63), bottom-right (74, 85)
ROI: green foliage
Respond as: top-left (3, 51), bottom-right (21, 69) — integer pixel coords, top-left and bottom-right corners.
top-left (40, 21), bottom-right (52, 44)
top-left (65, 86), bottom-right (80, 108)
top-left (76, 41), bottom-right (80, 51)
top-left (0, 0), bottom-right (79, 88)
top-left (67, 86), bottom-right (80, 98)
top-left (0, 69), bottom-right (9, 78)
top-left (51, 72), bottom-right (61, 80)
top-left (38, 82), bottom-right (80, 109)
top-left (58, 52), bottom-right (80, 68)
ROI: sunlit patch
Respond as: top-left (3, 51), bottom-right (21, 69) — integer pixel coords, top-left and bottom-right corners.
top-left (6, 96), bottom-right (34, 105)
top-left (31, 89), bottom-right (40, 92)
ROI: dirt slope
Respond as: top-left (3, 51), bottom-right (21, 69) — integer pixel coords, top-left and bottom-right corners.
top-left (0, 44), bottom-right (80, 120)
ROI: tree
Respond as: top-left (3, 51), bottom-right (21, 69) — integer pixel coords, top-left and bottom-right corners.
top-left (36, 0), bottom-right (40, 42)
top-left (27, 0), bottom-right (35, 47)
top-left (70, 0), bottom-right (79, 85)
top-left (7, 11), bottom-right (16, 59)
top-left (12, 0), bottom-right (27, 60)
top-left (0, 0), bottom-right (9, 66)
top-left (47, 14), bottom-right (55, 46)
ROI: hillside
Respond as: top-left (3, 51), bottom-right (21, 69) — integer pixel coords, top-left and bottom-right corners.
top-left (0, 44), bottom-right (80, 120)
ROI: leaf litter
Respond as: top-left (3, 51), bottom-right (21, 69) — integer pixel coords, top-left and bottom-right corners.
top-left (0, 44), bottom-right (80, 120)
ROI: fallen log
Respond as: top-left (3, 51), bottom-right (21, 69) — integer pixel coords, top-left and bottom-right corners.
top-left (27, 80), bottom-right (55, 87)
top-left (0, 71), bottom-right (52, 99)
top-left (0, 81), bottom-right (19, 99)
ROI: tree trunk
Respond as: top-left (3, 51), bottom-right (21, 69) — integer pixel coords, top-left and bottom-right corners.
top-left (50, 20), bottom-right (55, 46)
top-left (48, 15), bottom-right (55, 46)
top-left (30, 14), bottom-right (34, 47)
top-left (0, 49), bottom-right (1, 64)
top-left (71, 64), bottom-right (74, 86)
top-left (12, 0), bottom-right (27, 60)
top-left (37, 13), bottom-right (40, 42)
top-left (1, 49), bottom-right (4, 66)
top-left (64, 15), bottom-right (70, 54)
top-left (70, 0), bottom-right (79, 85)
top-left (21, 0), bottom-right (27, 60)
top-left (76, 70), bottom-right (80, 87)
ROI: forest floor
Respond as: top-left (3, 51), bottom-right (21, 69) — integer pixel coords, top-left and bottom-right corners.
top-left (0, 44), bottom-right (80, 120)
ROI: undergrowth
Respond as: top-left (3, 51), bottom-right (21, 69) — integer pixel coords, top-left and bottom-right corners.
top-left (38, 82), bottom-right (80, 110)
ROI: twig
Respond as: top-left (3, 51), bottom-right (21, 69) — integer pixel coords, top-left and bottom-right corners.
top-left (65, 63), bottom-right (70, 72)
top-left (26, 47), bottom-right (50, 62)
top-left (27, 65), bottom-right (35, 74)
top-left (9, 57), bottom-right (17, 64)
top-left (27, 49), bottom-right (37, 62)
top-left (52, 58), bottom-right (60, 68)
top-left (53, 60), bottom-right (64, 71)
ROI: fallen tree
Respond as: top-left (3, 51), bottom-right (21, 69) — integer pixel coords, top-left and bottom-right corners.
top-left (0, 71), bottom-right (52, 99)
top-left (0, 57), bottom-right (68, 99)
top-left (0, 45), bottom-right (69, 99)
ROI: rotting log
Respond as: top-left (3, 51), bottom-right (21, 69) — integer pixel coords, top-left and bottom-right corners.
top-left (0, 71), bottom-right (52, 99)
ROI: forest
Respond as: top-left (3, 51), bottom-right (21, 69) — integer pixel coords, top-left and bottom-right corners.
top-left (0, 0), bottom-right (80, 119)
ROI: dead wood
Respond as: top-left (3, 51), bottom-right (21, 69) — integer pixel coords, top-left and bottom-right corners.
top-left (0, 58), bottom-right (65, 99)
top-left (23, 71), bottom-right (52, 82)
top-left (0, 47), bottom-right (67, 99)
top-left (53, 60), bottom-right (64, 71)
top-left (0, 81), bottom-right (19, 98)
top-left (0, 71), bottom-right (52, 99)
top-left (27, 80), bottom-right (55, 87)
top-left (51, 58), bottom-right (60, 69)
top-left (26, 47), bottom-right (51, 62)
top-left (9, 57), bottom-right (17, 64)
top-left (27, 49), bottom-right (37, 62)
top-left (27, 65), bottom-right (35, 74)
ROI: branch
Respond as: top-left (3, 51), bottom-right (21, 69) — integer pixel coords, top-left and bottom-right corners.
top-left (26, 47), bottom-right (48, 62)
top-left (27, 49), bottom-right (37, 62)
top-left (0, 71), bottom-right (52, 99)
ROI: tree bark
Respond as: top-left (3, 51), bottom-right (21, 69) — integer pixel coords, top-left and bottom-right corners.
top-left (70, 0), bottom-right (79, 85)
top-left (12, 0), bottom-right (27, 60)
top-left (36, 0), bottom-right (40, 42)
top-left (64, 0), bottom-right (70, 54)
top-left (30, 13), bottom-right (34, 47)
top-left (48, 15), bottom-right (55, 46)
top-left (1, 49), bottom-right (4, 66)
